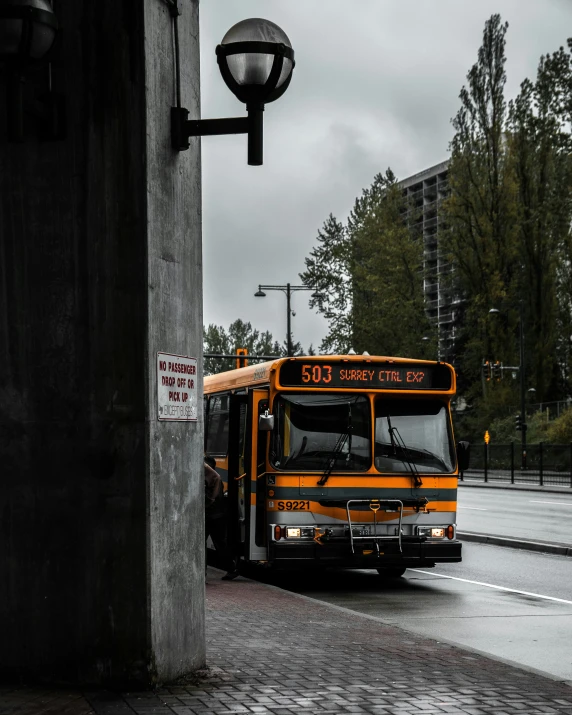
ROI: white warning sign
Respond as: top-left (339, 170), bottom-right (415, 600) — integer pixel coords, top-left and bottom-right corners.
top-left (157, 352), bottom-right (198, 421)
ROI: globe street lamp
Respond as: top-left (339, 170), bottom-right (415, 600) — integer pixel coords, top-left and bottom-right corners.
top-left (171, 17), bottom-right (295, 165)
top-left (0, 0), bottom-right (63, 142)
top-left (255, 283), bottom-right (319, 357)
top-left (0, 0), bottom-right (58, 62)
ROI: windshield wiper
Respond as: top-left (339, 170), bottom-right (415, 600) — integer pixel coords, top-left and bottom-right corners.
top-left (386, 414), bottom-right (398, 455)
top-left (400, 445), bottom-right (449, 471)
top-left (317, 404), bottom-right (353, 486)
top-left (346, 404), bottom-right (353, 463)
top-left (386, 416), bottom-right (423, 489)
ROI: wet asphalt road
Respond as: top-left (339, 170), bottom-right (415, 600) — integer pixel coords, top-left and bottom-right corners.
top-left (457, 486), bottom-right (572, 544)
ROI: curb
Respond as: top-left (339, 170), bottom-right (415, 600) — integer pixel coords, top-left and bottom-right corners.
top-left (458, 480), bottom-right (572, 494)
top-left (458, 531), bottom-right (572, 557)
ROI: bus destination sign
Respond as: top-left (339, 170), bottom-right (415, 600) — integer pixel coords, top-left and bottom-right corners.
top-left (279, 360), bottom-right (452, 390)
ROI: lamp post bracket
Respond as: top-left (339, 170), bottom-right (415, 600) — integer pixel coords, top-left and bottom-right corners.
top-left (186, 117), bottom-right (249, 137)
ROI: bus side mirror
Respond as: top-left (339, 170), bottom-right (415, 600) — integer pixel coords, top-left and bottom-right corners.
top-left (456, 441), bottom-right (470, 472)
top-left (258, 410), bottom-right (275, 432)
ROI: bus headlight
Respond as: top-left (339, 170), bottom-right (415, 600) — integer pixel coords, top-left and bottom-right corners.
top-left (417, 526), bottom-right (454, 539)
top-left (285, 527), bottom-right (315, 539)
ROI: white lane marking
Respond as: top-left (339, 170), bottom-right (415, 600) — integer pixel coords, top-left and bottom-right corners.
top-left (411, 569), bottom-right (572, 605)
top-left (458, 506), bottom-right (487, 511)
top-left (530, 500), bottom-right (572, 507)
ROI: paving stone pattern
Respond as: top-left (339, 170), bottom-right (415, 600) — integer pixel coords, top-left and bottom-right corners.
top-left (2, 568), bottom-right (571, 715)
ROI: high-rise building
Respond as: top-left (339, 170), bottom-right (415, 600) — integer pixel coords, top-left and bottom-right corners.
top-left (399, 160), bottom-right (458, 364)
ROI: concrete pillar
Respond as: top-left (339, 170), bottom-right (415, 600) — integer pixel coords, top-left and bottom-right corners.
top-left (0, 0), bottom-right (205, 686)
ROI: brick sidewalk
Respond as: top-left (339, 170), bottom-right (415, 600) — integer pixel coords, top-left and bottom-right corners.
top-left (2, 568), bottom-right (572, 714)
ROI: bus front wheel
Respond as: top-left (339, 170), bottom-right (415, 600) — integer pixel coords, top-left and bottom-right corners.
top-left (376, 567), bottom-right (406, 578)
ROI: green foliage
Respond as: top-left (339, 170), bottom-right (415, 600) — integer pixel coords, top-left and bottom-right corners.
top-left (477, 407), bottom-right (572, 445)
top-left (302, 170), bottom-right (432, 357)
top-left (302, 13), bottom-right (572, 425)
top-left (507, 42), bottom-right (572, 401)
top-left (203, 320), bottom-right (282, 375)
top-left (452, 393), bottom-right (519, 444)
top-left (351, 170), bottom-right (433, 356)
top-left (443, 15), bottom-right (572, 414)
top-left (545, 407), bottom-right (572, 443)
top-left (203, 321), bottom-right (313, 375)
top-left (453, 404), bottom-right (572, 445)
top-left (441, 15), bottom-right (521, 404)
top-left (488, 411), bottom-right (550, 444)
top-left (300, 215), bottom-right (354, 354)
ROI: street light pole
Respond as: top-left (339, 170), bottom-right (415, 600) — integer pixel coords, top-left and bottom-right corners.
top-left (489, 302), bottom-right (527, 469)
top-left (519, 300), bottom-right (527, 470)
top-left (255, 283), bottom-right (317, 357)
top-left (285, 283), bottom-right (292, 357)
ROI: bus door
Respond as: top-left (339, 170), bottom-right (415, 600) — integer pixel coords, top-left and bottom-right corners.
top-left (227, 389), bottom-right (269, 563)
top-left (227, 393), bottom-right (248, 562)
top-left (250, 389), bottom-right (270, 561)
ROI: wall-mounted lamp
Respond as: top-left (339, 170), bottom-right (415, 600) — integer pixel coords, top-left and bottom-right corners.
top-left (171, 17), bottom-right (295, 166)
top-left (0, 0), bottom-right (64, 142)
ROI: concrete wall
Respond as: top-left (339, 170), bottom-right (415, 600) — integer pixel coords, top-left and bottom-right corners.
top-left (0, 0), bottom-right (204, 686)
top-left (145, 0), bottom-right (205, 679)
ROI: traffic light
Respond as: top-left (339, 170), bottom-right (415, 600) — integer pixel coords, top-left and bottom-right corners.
top-left (235, 348), bottom-right (248, 369)
top-left (515, 413), bottom-right (527, 432)
top-left (492, 361), bottom-right (502, 381)
top-left (482, 361), bottom-right (491, 381)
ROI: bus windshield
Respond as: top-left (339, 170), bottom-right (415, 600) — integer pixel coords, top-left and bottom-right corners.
top-left (374, 398), bottom-right (455, 474)
top-left (270, 393), bottom-right (371, 471)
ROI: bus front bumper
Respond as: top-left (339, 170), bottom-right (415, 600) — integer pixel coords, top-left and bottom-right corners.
top-left (268, 538), bottom-right (462, 570)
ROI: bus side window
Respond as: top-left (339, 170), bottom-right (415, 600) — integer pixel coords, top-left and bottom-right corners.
top-left (205, 394), bottom-right (230, 455)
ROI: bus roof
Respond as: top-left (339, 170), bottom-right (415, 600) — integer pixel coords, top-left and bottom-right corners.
top-left (203, 354), bottom-right (454, 394)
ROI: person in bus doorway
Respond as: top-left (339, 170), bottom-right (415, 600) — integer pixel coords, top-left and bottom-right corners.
top-left (204, 458), bottom-right (239, 580)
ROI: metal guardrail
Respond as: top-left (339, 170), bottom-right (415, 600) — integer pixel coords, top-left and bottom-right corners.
top-left (460, 442), bottom-right (572, 487)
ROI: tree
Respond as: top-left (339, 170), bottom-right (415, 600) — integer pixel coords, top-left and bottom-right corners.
top-left (203, 323), bottom-right (232, 374)
top-left (302, 170), bottom-right (432, 357)
top-left (282, 338), bottom-right (305, 357)
top-left (300, 214), bottom-right (354, 354)
top-left (443, 16), bottom-right (572, 410)
top-left (508, 41), bottom-right (572, 401)
top-left (203, 320), bottom-right (282, 375)
top-left (350, 170), bottom-right (432, 356)
top-left (441, 14), bottom-right (521, 408)
top-left (545, 407), bottom-right (572, 443)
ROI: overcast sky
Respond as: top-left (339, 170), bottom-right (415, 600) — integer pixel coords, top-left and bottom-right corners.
top-left (199, 0), bottom-right (571, 353)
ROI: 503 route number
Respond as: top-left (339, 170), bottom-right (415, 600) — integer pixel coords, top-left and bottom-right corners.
top-left (301, 364), bottom-right (332, 384)
top-left (277, 500), bottom-right (311, 511)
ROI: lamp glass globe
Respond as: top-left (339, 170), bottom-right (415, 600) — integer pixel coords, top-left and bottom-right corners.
top-left (221, 18), bottom-right (292, 89)
top-left (0, 0), bottom-right (57, 61)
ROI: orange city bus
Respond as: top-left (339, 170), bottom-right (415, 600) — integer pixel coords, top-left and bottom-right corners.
top-left (203, 354), bottom-right (470, 577)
